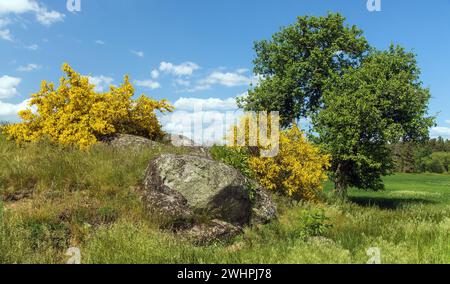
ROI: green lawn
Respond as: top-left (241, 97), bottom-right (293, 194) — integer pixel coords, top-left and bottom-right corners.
top-left (324, 174), bottom-right (450, 208)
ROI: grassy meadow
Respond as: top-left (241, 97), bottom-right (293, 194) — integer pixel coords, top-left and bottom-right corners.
top-left (0, 133), bottom-right (449, 264)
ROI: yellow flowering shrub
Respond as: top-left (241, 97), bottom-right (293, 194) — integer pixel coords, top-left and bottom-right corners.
top-left (227, 114), bottom-right (330, 201)
top-left (4, 63), bottom-right (173, 149)
top-left (248, 125), bottom-right (330, 201)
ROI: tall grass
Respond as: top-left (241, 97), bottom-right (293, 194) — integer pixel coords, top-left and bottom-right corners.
top-left (0, 133), bottom-right (449, 264)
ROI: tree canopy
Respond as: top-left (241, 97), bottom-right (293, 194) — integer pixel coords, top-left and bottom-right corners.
top-left (239, 13), bottom-right (435, 196)
top-left (238, 13), bottom-right (369, 127)
top-left (314, 46), bottom-right (434, 195)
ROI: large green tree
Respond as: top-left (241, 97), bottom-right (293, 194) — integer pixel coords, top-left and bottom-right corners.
top-left (238, 13), bottom-right (369, 127)
top-left (239, 13), bottom-right (435, 197)
top-left (314, 46), bottom-right (434, 196)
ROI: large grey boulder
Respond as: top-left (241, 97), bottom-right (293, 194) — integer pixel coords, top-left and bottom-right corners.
top-left (141, 154), bottom-right (277, 243)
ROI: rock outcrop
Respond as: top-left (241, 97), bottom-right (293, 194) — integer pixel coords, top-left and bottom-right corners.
top-left (102, 133), bottom-right (212, 158)
top-left (141, 154), bottom-right (277, 244)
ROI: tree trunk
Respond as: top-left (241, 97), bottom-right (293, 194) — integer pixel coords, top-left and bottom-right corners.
top-left (334, 180), bottom-right (348, 199)
top-left (333, 163), bottom-right (348, 199)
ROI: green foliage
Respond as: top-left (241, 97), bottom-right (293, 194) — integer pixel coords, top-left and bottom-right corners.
top-left (314, 46), bottom-right (434, 194)
top-left (209, 146), bottom-right (257, 200)
top-left (426, 158), bottom-right (445, 174)
top-left (238, 13), bottom-right (369, 127)
top-left (210, 145), bottom-right (254, 179)
top-left (239, 13), bottom-right (434, 196)
top-left (419, 152), bottom-right (450, 174)
top-left (291, 209), bottom-right (332, 239)
top-left (428, 137), bottom-right (450, 152)
top-left (391, 138), bottom-right (450, 174)
top-left (430, 152), bottom-right (450, 173)
top-left (390, 142), bottom-right (423, 173)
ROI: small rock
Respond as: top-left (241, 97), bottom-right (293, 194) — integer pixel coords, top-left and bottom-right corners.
top-left (162, 133), bottom-right (198, 147)
top-left (101, 134), bottom-right (162, 149)
top-left (251, 187), bottom-right (278, 225)
top-left (184, 219), bottom-right (243, 245)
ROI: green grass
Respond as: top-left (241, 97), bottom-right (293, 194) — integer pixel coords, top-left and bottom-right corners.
top-left (323, 173), bottom-right (450, 208)
top-left (0, 133), bottom-right (449, 264)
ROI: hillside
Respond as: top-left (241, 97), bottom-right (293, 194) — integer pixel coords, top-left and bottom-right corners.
top-left (1, 133), bottom-right (448, 264)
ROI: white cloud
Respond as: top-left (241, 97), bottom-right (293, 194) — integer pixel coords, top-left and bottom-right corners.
top-left (25, 43), bottom-right (39, 50)
top-left (174, 79), bottom-right (191, 87)
top-left (431, 126), bottom-right (450, 140)
top-left (130, 50), bottom-right (144, 57)
top-left (0, 73), bottom-right (26, 121)
top-left (161, 109), bottom-right (243, 146)
top-left (160, 97), bottom-right (243, 146)
top-left (0, 0), bottom-right (64, 25)
top-left (17, 63), bottom-right (41, 72)
top-left (174, 97), bottom-right (238, 112)
top-left (200, 71), bottom-right (255, 87)
top-left (0, 75), bottom-right (21, 99)
top-left (159, 61), bottom-right (199, 77)
top-left (35, 7), bottom-right (64, 26)
top-left (180, 70), bottom-right (259, 93)
top-left (236, 68), bottom-right (249, 74)
top-left (179, 84), bottom-right (212, 93)
top-left (95, 40), bottom-right (105, 45)
top-left (0, 17), bottom-right (9, 27)
top-left (0, 28), bottom-right (11, 41)
top-left (0, 98), bottom-right (30, 121)
top-left (88, 75), bottom-right (114, 92)
top-left (0, 0), bottom-right (34, 14)
top-left (151, 69), bottom-right (159, 79)
top-left (134, 79), bottom-right (161, 90)
top-left (0, 0), bottom-right (64, 42)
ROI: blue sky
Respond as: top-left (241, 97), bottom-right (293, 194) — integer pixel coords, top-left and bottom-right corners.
top-left (1, 0), bottom-right (450, 141)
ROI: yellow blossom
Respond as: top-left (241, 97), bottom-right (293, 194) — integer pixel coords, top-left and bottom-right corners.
top-left (4, 63), bottom-right (173, 150)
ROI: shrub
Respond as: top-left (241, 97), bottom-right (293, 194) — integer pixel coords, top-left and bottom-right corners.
top-left (431, 152), bottom-right (450, 173)
top-left (291, 209), bottom-right (332, 239)
top-left (210, 145), bottom-right (253, 179)
top-left (4, 64), bottom-right (173, 149)
top-left (227, 115), bottom-right (330, 201)
top-left (427, 158), bottom-right (445, 174)
top-left (418, 153), bottom-right (450, 174)
top-left (249, 125), bottom-right (330, 201)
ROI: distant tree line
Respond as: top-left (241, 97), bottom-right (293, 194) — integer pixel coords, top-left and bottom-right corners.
top-left (390, 137), bottom-right (450, 174)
